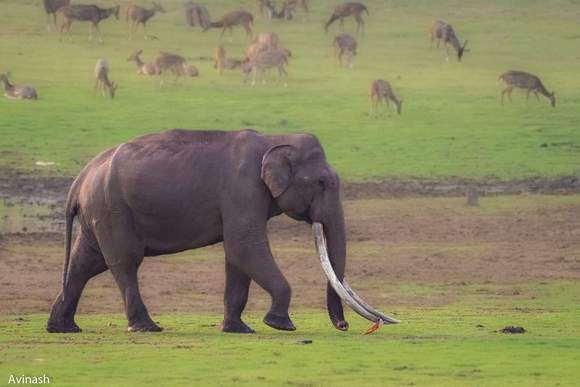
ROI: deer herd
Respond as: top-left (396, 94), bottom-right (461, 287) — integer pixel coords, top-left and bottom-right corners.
top-left (3, 1), bottom-right (557, 112)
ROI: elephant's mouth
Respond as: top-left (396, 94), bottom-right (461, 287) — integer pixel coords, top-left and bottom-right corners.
top-left (312, 223), bottom-right (400, 325)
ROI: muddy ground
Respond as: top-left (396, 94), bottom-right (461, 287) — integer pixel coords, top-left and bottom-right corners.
top-left (1, 173), bottom-right (579, 317)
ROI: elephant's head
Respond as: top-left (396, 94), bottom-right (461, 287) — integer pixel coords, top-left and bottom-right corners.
top-left (261, 135), bottom-right (399, 331)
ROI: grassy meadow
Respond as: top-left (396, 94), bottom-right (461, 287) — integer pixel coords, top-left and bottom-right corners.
top-left (0, 0), bottom-right (579, 180)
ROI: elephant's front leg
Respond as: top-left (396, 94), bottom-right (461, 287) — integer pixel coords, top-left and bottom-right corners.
top-left (224, 222), bottom-right (295, 332)
top-left (221, 261), bottom-right (254, 333)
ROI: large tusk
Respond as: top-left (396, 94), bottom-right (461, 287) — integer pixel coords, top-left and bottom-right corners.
top-left (312, 222), bottom-right (400, 324)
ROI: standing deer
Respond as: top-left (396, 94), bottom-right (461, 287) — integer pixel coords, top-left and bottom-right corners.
top-left (369, 79), bottom-right (402, 116)
top-left (60, 4), bottom-right (120, 43)
top-left (242, 48), bottom-right (290, 87)
top-left (333, 33), bottom-right (357, 67)
top-left (203, 10), bottom-right (254, 40)
top-left (325, 2), bottom-right (368, 34)
top-left (126, 1), bottom-right (165, 40)
top-left (0, 73), bottom-right (38, 100)
top-left (184, 2), bottom-right (211, 28)
top-left (94, 59), bottom-right (117, 99)
top-left (214, 47), bottom-right (243, 74)
top-left (429, 20), bottom-right (468, 62)
top-left (43, 0), bottom-right (71, 31)
top-left (127, 50), bottom-right (160, 75)
top-left (499, 71), bottom-right (556, 107)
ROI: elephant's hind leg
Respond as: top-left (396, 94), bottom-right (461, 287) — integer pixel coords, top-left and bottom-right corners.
top-left (47, 235), bottom-right (108, 333)
top-left (221, 261), bottom-right (254, 333)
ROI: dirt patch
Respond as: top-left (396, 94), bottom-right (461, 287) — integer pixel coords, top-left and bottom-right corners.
top-left (0, 195), bottom-right (579, 317)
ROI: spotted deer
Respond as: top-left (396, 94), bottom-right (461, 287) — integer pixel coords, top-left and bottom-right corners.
top-left (242, 48), bottom-right (290, 87)
top-left (94, 59), bottom-right (117, 99)
top-left (325, 2), bottom-right (368, 34)
top-left (0, 73), bottom-right (38, 100)
top-left (127, 50), bottom-right (160, 75)
top-left (369, 79), bottom-right (402, 116)
top-left (155, 52), bottom-right (198, 82)
top-left (214, 47), bottom-right (243, 74)
top-left (333, 33), bottom-right (357, 67)
top-left (43, 0), bottom-right (71, 31)
top-left (60, 4), bottom-right (120, 43)
top-left (429, 20), bottom-right (468, 62)
top-left (126, 1), bottom-right (165, 40)
top-left (203, 10), bottom-right (254, 40)
top-left (499, 71), bottom-right (556, 107)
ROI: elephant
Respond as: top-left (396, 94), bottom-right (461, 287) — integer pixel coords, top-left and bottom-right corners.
top-left (46, 129), bottom-right (397, 334)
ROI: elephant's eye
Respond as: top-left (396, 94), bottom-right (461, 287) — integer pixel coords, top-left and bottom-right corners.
top-left (318, 177), bottom-right (326, 190)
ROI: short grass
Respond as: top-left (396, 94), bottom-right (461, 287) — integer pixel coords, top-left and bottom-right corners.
top-left (1, 0), bottom-right (579, 180)
top-left (1, 281), bottom-right (579, 386)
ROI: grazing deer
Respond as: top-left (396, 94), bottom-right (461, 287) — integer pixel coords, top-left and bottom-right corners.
top-left (203, 10), bottom-right (254, 40)
top-left (126, 1), bottom-right (165, 40)
top-left (94, 59), bottom-right (117, 99)
top-left (0, 73), bottom-right (38, 100)
top-left (242, 48), bottom-right (289, 87)
top-left (499, 71), bottom-right (556, 107)
top-left (333, 33), bottom-right (357, 67)
top-left (184, 2), bottom-right (211, 28)
top-left (429, 20), bottom-right (468, 62)
top-left (60, 4), bottom-right (120, 43)
top-left (325, 2), bottom-right (368, 34)
top-left (43, 0), bottom-right (71, 31)
top-left (214, 46), bottom-right (243, 74)
top-left (246, 32), bottom-right (279, 59)
top-left (127, 50), bottom-right (160, 75)
top-left (369, 79), bottom-right (402, 116)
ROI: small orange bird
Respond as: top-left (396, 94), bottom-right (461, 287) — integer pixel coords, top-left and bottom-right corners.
top-left (363, 318), bottom-right (384, 335)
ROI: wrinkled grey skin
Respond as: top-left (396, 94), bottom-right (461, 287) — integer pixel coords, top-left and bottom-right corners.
top-left (47, 129), bottom-right (348, 334)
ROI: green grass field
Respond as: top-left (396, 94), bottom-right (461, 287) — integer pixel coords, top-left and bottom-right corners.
top-left (1, 281), bottom-right (580, 386)
top-left (1, 0), bottom-right (579, 180)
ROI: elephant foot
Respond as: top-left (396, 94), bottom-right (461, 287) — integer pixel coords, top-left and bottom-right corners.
top-left (263, 312), bottom-right (296, 331)
top-left (46, 319), bottom-right (82, 333)
top-left (332, 319), bottom-right (349, 331)
top-left (127, 321), bottom-right (163, 332)
top-left (220, 319), bottom-right (255, 334)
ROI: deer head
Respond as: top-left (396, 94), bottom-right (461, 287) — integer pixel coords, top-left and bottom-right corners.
top-left (549, 92), bottom-right (556, 108)
top-left (457, 40), bottom-right (469, 62)
top-left (153, 2), bottom-right (165, 13)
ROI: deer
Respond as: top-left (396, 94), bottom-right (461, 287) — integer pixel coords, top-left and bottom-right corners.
top-left (184, 2), bottom-right (211, 29)
top-left (0, 73), bottom-right (38, 100)
top-left (429, 20), bottom-right (468, 62)
top-left (94, 59), bottom-right (117, 99)
top-left (203, 10), bottom-right (254, 40)
top-left (43, 0), bottom-right (71, 31)
top-left (333, 33), bottom-right (357, 67)
top-left (126, 1), bottom-right (165, 40)
top-left (214, 46), bottom-right (243, 74)
top-left (256, 0), bottom-right (275, 18)
top-left (325, 2), bottom-right (368, 34)
top-left (261, 1), bottom-right (294, 20)
top-left (242, 48), bottom-right (290, 87)
top-left (60, 4), bottom-right (120, 43)
top-left (127, 50), bottom-right (160, 75)
top-left (246, 32), bottom-right (280, 59)
top-left (369, 79), bottom-right (402, 116)
top-left (155, 52), bottom-right (198, 83)
top-left (499, 71), bottom-right (556, 107)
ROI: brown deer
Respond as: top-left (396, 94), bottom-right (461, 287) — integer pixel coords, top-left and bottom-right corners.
top-left (246, 32), bottom-right (280, 59)
top-left (43, 0), bottom-right (71, 31)
top-left (325, 2), bottom-right (368, 34)
top-left (242, 48), bottom-right (290, 87)
top-left (184, 2), bottom-right (211, 28)
top-left (261, 1), bottom-right (295, 20)
top-left (256, 0), bottom-right (275, 18)
top-left (126, 1), bottom-right (165, 40)
top-left (127, 50), bottom-right (160, 75)
top-left (499, 71), bottom-right (556, 107)
top-left (60, 4), bottom-right (120, 43)
top-left (94, 59), bottom-right (117, 99)
top-left (155, 52), bottom-right (198, 83)
top-left (214, 47), bottom-right (243, 74)
top-left (369, 79), bottom-right (402, 116)
top-left (0, 73), bottom-right (38, 100)
top-left (333, 33), bottom-right (357, 67)
top-left (429, 20), bottom-right (468, 62)
top-left (203, 10), bottom-right (254, 40)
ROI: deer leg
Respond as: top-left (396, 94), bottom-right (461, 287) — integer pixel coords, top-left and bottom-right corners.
top-left (251, 68), bottom-right (257, 87)
top-left (445, 43), bottom-right (450, 62)
top-left (339, 18), bottom-right (344, 31)
top-left (219, 28), bottom-right (226, 39)
top-left (338, 49), bottom-right (343, 66)
top-left (526, 89), bottom-right (531, 100)
top-left (355, 15), bottom-right (364, 35)
top-left (143, 23), bottom-right (149, 40)
top-left (534, 91), bottom-right (540, 102)
top-left (95, 24), bottom-right (103, 44)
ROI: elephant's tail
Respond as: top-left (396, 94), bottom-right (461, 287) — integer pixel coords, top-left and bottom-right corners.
top-left (61, 179), bottom-right (80, 302)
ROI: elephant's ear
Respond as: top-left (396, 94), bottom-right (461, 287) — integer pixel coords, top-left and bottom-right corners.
top-left (261, 144), bottom-right (295, 198)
